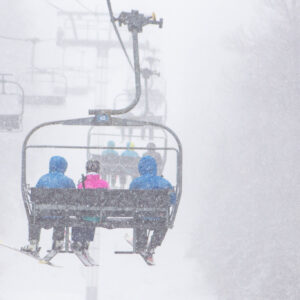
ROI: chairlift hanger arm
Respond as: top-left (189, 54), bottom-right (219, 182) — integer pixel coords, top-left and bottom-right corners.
top-left (141, 67), bottom-right (160, 116)
top-left (0, 73), bottom-right (13, 93)
top-left (90, 4), bottom-right (163, 116)
top-left (0, 73), bottom-right (25, 115)
top-left (1, 80), bottom-right (25, 115)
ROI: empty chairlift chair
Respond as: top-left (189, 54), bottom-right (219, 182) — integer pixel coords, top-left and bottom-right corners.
top-left (20, 68), bottom-right (67, 105)
top-left (0, 73), bottom-right (24, 131)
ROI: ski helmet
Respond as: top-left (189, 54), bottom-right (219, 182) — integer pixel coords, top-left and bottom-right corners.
top-left (146, 142), bottom-right (156, 151)
top-left (86, 160), bottom-right (100, 173)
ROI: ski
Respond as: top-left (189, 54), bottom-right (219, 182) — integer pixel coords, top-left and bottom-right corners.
top-left (124, 233), bottom-right (133, 247)
top-left (82, 249), bottom-right (99, 266)
top-left (73, 249), bottom-right (99, 267)
top-left (0, 241), bottom-right (61, 268)
top-left (124, 233), bottom-right (155, 266)
top-left (42, 249), bottom-right (59, 263)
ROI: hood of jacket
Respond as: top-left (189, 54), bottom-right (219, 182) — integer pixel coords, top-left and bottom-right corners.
top-left (49, 156), bottom-right (68, 173)
top-left (107, 140), bottom-right (115, 148)
top-left (138, 156), bottom-right (157, 176)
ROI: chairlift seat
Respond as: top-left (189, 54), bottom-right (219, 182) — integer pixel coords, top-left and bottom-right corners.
top-left (25, 95), bottom-right (66, 105)
top-left (0, 115), bottom-right (21, 130)
top-left (30, 188), bottom-right (171, 229)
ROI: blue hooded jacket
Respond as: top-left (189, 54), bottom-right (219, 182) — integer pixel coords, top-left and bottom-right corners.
top-left (129, 156), bottom-right (176, 204)
top-left (36, 156), bottom-right (75, 189)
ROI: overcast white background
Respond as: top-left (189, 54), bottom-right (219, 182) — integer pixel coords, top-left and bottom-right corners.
top-left (1, 1), bottom-right (299, 299)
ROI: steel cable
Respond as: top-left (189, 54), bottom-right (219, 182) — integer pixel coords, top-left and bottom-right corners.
top-left (106, 0), bottom-right (134, 71)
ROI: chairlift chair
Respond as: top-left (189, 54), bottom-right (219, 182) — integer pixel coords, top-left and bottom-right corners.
top-left (22, 113), bottom-right (182, 255)
top-left (20, 68), bottom-right (67, 105)
top-left (60, 67), bottom-right (93, 96)
top-left (0, 73), bottom-right (24, 131)
top-left (56, 11), bottom-right (115, 49)
top-left (21, 8), bottom-right (181, 260)
top-left (87, 127), bottom-right (168, 187)
top-left (113, 86), bottom-right (167, 141)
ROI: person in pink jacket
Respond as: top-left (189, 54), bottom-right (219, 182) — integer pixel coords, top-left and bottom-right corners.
top-left (71, 160), bottom-right (109, 252)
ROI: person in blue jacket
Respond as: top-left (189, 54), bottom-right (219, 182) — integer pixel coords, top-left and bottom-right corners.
top-left (22, 156), bottom-right (75, 255)
top-left (129, 155), bottom-right (176, 265)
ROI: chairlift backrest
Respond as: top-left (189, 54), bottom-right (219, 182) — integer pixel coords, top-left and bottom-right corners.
top-left (30, 188), bottom-right (171, 229)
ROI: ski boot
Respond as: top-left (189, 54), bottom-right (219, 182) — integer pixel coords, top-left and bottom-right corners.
top-left (71, 241), bottom-right (84, 251)
top-left (21, 240), bottom-right (40, 256)
top-left (72, 241), bottom-right (97, 266)
top-left (52, 240), bottom-right (64, 251)
top-left (140, 248), bottom-right (155, 266)
top-left (41, 240), bottom-right (63, 263)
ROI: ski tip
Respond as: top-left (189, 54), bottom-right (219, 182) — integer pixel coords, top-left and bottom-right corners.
top-left (38, 260), bottom-right (62, 268)
top-left (39, 259), bottom-right (53, 266)
top-left (39, 259), bottom-right (47, 264)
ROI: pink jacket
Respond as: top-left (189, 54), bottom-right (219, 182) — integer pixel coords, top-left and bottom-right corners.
top-left (78, 173), bottom-right (109, 189)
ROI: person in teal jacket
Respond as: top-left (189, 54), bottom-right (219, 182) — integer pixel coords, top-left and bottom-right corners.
top-left (121, 142), bottom-right (139, 157)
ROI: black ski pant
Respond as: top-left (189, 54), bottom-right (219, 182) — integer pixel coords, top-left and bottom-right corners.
top-left (134, 226), bottom-right (168, 253)
top-left (29, 224), bottom-right (65, 242)
top-left (72, 227), bottom-right (96, 243)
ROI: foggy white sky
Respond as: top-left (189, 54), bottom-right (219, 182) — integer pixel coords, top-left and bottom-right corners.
top-left (3, 1), bottom-right (294, 299)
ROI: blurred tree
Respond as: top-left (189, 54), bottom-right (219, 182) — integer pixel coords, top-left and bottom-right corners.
top-left (191, 2), bottom-right (300, 299)
top-left (0, 0), bottom-right (31, 72)
top-left (230, 0), bottom-right (300, 108)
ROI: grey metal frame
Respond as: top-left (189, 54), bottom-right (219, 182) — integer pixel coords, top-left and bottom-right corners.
top-left (0, 73), bottom-right (25, 130)
top-left (21, 68), bottom-right (68, 105)
top-left (21, 116), bottom-right (182, 228)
